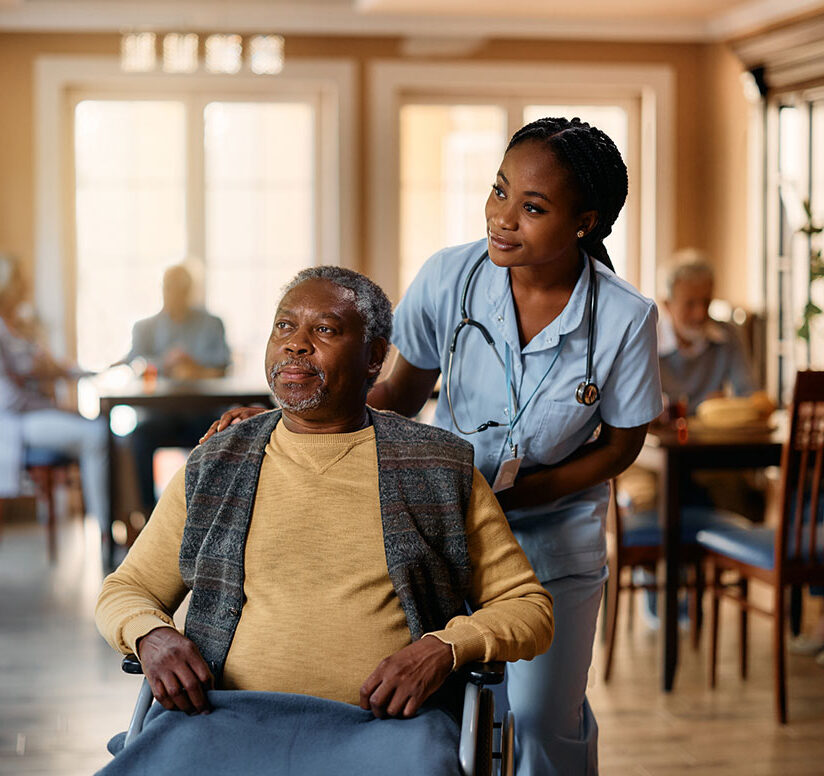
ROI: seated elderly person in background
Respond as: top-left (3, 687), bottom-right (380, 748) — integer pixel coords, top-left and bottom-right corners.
top-left (95, 267), bottom-right (553, 776)
top-left (622, 250), bottom-right (768, 626)
top-left (120, 263), bottom-right (231, 514)
top-left (0, 253), bottom-right (109, 538)
top-left (658, 250), bottom-right (755, 413)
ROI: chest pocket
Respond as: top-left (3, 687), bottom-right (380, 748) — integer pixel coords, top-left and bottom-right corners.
top-left (525, 399), bottom-right (600, 467)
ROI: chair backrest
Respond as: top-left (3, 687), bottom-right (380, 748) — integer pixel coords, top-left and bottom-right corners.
top-left (776, 371), bottom-right (824, 579)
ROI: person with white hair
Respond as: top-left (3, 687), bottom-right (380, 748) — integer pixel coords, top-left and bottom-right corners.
top-left (658, 249), bottom-right (755, 413)
top-left (0, 253), bottom-right (109, 543)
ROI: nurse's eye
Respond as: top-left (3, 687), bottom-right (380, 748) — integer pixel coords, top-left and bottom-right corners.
top-left (524, 202), bottom-right (546, 215)
top-left (491, 183), bottom-right (505, 199)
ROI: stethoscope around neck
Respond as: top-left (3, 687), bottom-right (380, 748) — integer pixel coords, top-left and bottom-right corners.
top-left (444, 250), bottom-right (600, 437)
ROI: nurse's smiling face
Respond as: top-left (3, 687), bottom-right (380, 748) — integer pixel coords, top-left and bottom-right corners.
top-left (484, 140), bottom-right (597, 272)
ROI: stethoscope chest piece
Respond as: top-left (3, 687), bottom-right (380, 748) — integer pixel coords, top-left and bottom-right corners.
top-left (576, 381), bottom-right (600, 406)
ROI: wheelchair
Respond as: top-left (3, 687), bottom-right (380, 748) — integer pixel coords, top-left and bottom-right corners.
top-left (120, 654), bottom-right (515, 776)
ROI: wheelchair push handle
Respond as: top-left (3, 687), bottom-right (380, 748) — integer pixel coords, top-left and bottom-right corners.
top-left (466, 661), bottom-right (505, 686)
top-left (122, 654), bottom-right (144, 675)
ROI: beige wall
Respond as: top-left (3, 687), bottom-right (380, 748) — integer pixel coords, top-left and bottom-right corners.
top-left (0, 32), bottom-right (749, 309)
top-left (701, 42), bottom-right (751, 307)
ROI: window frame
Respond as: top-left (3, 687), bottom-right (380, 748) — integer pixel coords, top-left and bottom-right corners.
top-left (763, 86), bottom-right (824, 403)
top-left (368, 60), bottom-right (675, 302)
top-left (34, 55), bottom-right (356, 360)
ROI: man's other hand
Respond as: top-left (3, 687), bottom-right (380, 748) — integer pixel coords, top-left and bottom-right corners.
top-left (359, 635), bottom-right (453, 719)
top-left (137, 627), bottom-right (214, 715)
top-left (199, 406), bottom-right (267, 444)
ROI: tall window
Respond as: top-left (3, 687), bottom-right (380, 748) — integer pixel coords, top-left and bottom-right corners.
top-left (399, 101), bottom-right (632, 294)
top-left (767, 98), bottom-right (824, 402)
top-left (74, 101), bottom-right (187, 371)
top-left (73, 96), bottom-right (319, 382)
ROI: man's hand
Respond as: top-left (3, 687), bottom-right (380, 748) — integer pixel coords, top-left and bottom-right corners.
top-left (359, 635), bottom-right (454, 719)
top-left (199, 406), bottom-right (267, 443)
top-left (137, 627), bottom-right (214, 715)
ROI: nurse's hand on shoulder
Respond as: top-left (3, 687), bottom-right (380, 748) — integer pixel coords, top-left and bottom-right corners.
top-left (199, 406), bottom-right (267, 443)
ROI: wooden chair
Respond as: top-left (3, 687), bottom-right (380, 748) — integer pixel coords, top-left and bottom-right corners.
top-left (697, 370), bottom-right (824, 723)
top-left (24, 448), bottom-right (78, 564)
top-left (603, 480), bottom-right (747, 681)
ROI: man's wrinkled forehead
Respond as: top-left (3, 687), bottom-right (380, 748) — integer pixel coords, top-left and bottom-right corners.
top-left (276, 278), bottom-right (359, 321)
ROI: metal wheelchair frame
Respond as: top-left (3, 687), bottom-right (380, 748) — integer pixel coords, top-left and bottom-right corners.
top-left (120, 654), bottom-right (514, 776)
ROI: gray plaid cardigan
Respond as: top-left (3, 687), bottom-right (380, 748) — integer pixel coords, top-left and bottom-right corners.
top-left (180, 408), bottom-right (475, 681)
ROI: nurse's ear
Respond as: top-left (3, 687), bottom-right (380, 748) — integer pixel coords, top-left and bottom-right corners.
top-left (576, 210), bottom-right (599, 239)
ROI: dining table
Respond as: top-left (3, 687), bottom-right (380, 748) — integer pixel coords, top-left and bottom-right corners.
top-left (634, 416), bottom-right (786, 691)
top-left (98, 376), bottom-right (274, 567)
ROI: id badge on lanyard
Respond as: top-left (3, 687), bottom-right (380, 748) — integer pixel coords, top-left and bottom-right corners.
top-left (492, 445), bottom-right (522, 493)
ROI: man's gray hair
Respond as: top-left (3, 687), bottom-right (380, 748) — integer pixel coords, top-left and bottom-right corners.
top-left (665, 248), bottom-right (715, 299)
top-left (281, 266), bottom-right (393, 346)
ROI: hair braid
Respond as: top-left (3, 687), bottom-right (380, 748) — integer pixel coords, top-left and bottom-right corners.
top-left (506, 117), bottom-right (628, 273)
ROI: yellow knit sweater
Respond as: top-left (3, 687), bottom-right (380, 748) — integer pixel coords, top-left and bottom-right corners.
top-left (96, 422), bottom-right (553, 705)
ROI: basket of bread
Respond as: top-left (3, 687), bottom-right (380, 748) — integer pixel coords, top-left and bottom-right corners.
top-left (694, 391), bottom-right (776, 430)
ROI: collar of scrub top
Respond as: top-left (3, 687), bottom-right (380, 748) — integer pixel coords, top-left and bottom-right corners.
top-left (445, 247), bottom-right (596, 438)
top-left (485, 248), bottom-right (595, 355)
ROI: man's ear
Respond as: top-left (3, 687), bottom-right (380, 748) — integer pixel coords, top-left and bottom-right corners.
top-left (367, 338), bottom-right (389, 378)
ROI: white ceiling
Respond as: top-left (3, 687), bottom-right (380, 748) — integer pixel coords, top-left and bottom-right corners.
top-left (0, 0), bottom-right (823, 41)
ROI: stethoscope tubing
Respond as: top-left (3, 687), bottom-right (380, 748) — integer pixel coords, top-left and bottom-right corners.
top-left (445, 249), bottom-right (598, 436)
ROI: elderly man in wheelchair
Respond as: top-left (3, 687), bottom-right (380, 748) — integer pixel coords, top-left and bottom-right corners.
top-left (95, 267), bottom-right (554, 776)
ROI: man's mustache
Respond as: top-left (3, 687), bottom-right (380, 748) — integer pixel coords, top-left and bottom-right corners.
top-left (269, 359), bottom-right (325, 381)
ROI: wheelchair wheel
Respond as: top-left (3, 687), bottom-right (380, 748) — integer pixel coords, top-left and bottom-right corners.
top-left (474, 688), bottom-right (494, 776)
top-left (500, 710), bottom-right (515, 776)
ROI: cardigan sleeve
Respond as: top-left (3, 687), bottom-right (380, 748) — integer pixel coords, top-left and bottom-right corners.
top-left (94, 466), bottom-right (190, 655)
top-left (424, 468), bottom-right (554, 668)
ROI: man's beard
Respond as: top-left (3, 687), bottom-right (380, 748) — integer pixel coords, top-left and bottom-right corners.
top-left (675, 322), bottom-right (707, 345)
top-left (268, 358), bottom-right (328, 412)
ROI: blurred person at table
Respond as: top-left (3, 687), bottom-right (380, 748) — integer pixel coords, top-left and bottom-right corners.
top-left (0, 252), bottom-right (109, 537)
top-left (122, 263), bottom-right (231, 514)
top-left (122, 264), bottom-right (230, 381)
top-left (623, 251), bottom-right (765, 627)
top-left (658, 250), bottom-right (755, 414)
top-left (620, 251), bottom-right (761, 516)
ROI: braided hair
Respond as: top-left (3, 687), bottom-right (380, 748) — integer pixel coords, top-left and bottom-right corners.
top-left (506, 117), bottom-right (627, 272)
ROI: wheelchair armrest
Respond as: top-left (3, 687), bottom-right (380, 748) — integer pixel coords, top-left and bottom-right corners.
top-left (122, 654), bottom-right (144, 675)
top-left (465, 661), bottom-right (504, 686)
top-left (120, 655), bottom-right (152, 748)
top-left (459, 662), bottom-right (506, 775)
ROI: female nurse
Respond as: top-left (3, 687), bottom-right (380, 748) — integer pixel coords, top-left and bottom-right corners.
top-left (205, 117), bottom-right (663, 775)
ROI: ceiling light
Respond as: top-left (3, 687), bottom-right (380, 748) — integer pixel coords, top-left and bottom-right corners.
top-left (120, 32), bottom-right (156, 73)
top-left (163, 34), bottom-right (199, 74)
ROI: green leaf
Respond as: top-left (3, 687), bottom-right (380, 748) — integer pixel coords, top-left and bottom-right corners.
top-left (804, 301), bottom-right (822, 317)
top-left (798, 320), bottom-right (810, 341)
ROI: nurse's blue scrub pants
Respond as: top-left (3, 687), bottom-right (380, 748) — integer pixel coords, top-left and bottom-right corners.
top-left (492, 566), bottom-right (607, 776)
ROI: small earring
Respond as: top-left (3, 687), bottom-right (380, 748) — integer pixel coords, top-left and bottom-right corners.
top-left (576, 229), bottom-right (585, 239)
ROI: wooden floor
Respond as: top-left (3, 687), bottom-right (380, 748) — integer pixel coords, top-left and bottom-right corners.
top-left (2, 517), bottom-right (823, 775)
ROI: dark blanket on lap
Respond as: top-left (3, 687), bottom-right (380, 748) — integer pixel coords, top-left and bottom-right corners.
top-left (98, 690), bottom-right (460, 776)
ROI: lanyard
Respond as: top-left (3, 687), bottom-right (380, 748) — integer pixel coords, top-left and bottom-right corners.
top-left (504, 335), bottom-right (567, 454)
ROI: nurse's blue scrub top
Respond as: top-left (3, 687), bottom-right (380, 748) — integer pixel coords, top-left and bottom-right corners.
top-left (392, 239), bottom-right (663, 582)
